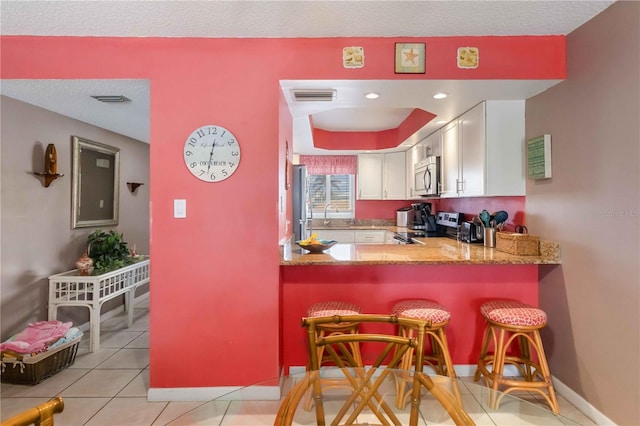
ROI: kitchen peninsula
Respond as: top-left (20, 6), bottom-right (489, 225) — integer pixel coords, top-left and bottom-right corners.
top-left (279, 235), bottom-right (560, 374)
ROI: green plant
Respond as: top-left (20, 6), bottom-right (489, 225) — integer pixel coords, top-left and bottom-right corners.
top-left (87, 229), bottom-right (133, 272)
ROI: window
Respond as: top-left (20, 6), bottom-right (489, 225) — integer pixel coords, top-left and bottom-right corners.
top-left (308, 174), bottom-right (354, 219)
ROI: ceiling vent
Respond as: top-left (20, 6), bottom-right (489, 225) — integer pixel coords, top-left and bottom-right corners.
top-left (291, 89), bottom-right (336, 102)
top-left (91, 95), bottom-right (131, 103)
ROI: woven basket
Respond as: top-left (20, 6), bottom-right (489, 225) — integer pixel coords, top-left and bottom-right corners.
top-left (495, 232), bottom-right (540, 256)
top-left (1, 336), bottom-right (81, 385)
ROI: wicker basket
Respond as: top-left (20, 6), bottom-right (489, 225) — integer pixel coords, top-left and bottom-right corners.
top-left (1, 336), bottom-right (81, 385)
top-left (495, 232), bottom-right (540, 256)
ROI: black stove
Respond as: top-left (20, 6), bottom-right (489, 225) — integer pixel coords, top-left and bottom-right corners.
top-left (393, 212), bottom-right (461, 244)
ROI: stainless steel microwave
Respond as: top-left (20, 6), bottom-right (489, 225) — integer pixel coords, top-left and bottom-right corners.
top-left (413, 156), bottom-right (440, 196)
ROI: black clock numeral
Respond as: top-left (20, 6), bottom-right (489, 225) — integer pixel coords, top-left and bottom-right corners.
top-left (198, 170), bottom-right (206, 176)
top-left (227, 139), bottom-right (235, 146)
top-left (196, 129), bottom-right (206, 138)
top-left (190, 162), bottom-right (197, 168)
top-left (222, 169), bottom-right (228, 177)
top-left (229, 162), bottom-right (236, 168)
top-left (187, 138), bottom-right (197, 148)
top-left (210, 172), bottom-right (216, 180)
top-left (185, 150), bottom-right (193, 156)
top-left (231, 151), bottom-right (239, 157)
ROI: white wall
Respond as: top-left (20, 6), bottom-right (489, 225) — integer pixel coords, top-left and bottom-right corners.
top-left (0, 95), bottom-right (150, 338)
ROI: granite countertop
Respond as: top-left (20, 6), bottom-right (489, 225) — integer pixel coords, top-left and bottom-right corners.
top-left (280, 237), bottom-right (560, 266)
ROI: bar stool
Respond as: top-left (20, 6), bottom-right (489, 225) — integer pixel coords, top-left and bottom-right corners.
top-left (391, 299), bottom-right (459, 409)
top-left (474, 299), bottom-right (560, 414)
top-left (303, 301), bottom-right (363, 411)
top-left (306, 300), bottom-right (363, 367)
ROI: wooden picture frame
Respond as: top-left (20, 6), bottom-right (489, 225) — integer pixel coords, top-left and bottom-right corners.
top-left (395, 43), bottom-right (426, 74)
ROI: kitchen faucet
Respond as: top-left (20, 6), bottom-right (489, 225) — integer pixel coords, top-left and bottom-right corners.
top-left (323, 203), bottom-right (338, 225)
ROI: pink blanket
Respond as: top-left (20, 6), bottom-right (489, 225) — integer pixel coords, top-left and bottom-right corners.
top-left (0, 320), bottom-right (72, 354)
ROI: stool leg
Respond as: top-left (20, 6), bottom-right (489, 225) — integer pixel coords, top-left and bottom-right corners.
top-left (532, 330), bottom-right (560, 414)
top-left (474, 321), bottom-right (493, 384)
top-left (488, 327), bottom-right (507, 410)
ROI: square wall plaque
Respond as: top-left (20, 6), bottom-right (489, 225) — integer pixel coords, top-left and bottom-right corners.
top-left (395, 43), bottom-right (425, 74)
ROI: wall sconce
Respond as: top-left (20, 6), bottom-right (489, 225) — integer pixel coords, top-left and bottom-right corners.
top-left (127, 182), bottom-right (144, 193)
top-left (33, 144), bottom-right (64, 187)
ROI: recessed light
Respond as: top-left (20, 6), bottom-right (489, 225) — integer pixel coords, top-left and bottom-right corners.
top-left (435, 120), bottom-right (448, 124)
top-left (365, 92), bottom-right (379, 99)
top-left (433, 93), bottom-right (448, 100)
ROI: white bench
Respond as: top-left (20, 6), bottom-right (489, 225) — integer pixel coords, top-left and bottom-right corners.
top-left (48, 257), bottom-right (150, 352)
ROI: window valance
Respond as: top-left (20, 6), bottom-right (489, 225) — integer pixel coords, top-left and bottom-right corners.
top-left (299, 155), bottom-right (357, 175)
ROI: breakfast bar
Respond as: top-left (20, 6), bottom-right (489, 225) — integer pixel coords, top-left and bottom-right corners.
top-left (279, 238), bottom-right (560, 374)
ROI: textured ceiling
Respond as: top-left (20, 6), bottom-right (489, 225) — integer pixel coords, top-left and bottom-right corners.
top-left (0, 1), bottom-right (615, 152)
top-left (1, 1), bottom-right (614, 38)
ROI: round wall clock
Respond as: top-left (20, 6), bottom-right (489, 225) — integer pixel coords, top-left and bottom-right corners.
top-left (183, 125), bottom-right (241, 182)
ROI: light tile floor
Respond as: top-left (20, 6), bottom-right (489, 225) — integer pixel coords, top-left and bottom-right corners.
top-left (1, 298), bottom-right (597, 425)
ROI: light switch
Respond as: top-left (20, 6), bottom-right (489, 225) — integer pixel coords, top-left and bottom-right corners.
top-left (174, 199), bottom-right (186, 218)
top-left (99, 199), bottom-right (104, 208)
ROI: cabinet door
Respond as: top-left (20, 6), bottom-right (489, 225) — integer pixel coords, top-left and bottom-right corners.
top-left (314, 230), bottom-right (355, 243)
top-left (354, 230), bottom-right (385, 244)
top-left (357, 154), bottom-right (383, 199)
top-left (459, 103), bottom-right (486, 196)
top-left (383, 152), bottom-right (406, 199)
top-left (440, 121), bottom-right (460, 197)
top-left (406, 143), bottom-right (424, 199)
top-left (424, 130), bottom-right (442, 158)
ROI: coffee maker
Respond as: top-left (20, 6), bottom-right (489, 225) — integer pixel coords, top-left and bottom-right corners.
top-left (410, 203), bottom-right (437, 232)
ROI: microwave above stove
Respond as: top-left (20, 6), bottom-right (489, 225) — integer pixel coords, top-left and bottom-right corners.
top-left (413, 156), bottom-right (440, 197)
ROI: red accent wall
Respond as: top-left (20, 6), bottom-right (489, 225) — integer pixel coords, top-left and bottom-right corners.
top-left (282, 264), bottom-right (539, 371)
top-left (1, 35), bottom-right (564, 389)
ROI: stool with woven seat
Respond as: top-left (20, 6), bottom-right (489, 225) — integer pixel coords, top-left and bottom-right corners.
top-left (303, 301), bottom-right (363, 410)
top-left (306, 300), bottom-right (363, 367)
top-left (391, 299), bottom-right (460, 409)
top-left (474, 299), bottom-right (560, 414)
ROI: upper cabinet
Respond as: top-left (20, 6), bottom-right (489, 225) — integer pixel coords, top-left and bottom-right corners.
top-left (406, 130), bottom-right (442, 199)
top-left (439, 101), bottom-right (526, 198)
top-left (357, 152), bottom-right (406, 200)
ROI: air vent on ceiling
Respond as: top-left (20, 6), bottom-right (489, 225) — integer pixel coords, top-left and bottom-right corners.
top-left (91, 95), bottom-right (131, 103)
top-left (291, 89), bottom-right (336, 102)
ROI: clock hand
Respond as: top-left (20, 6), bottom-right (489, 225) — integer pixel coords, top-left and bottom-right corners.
top-left (207, 139), bottom-right (216, 174)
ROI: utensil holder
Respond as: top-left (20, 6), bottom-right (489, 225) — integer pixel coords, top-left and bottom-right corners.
top-left (484, 228), bottom-right (496, 248)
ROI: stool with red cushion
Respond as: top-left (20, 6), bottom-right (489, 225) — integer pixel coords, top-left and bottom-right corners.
top-left (474, 299), bottom-right (560, 414)
top-left (391, 299), bottom-right (459, 409)
top-left (306, 301), bottom-right (363, 367)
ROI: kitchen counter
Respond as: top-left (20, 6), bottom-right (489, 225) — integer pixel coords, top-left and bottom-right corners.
top-left (280, 237), bottom-right (560, 265)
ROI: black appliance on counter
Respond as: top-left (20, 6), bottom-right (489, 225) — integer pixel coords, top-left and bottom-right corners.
top-left (409, 202), bottom-right (437, 233)
top-left (459, 221), bottom-right (484, 244)
top-left (393, 211), bottom-right (461, 244)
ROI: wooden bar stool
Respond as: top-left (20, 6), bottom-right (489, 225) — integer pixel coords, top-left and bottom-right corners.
top-left (474, 299), bottom-right (560, 414)
top-left (306, 301), bottom-right (363, 367)
top-left (303, 301), bottom-right (363, 411)
top-left (391, 299), bottom-right (460, 409)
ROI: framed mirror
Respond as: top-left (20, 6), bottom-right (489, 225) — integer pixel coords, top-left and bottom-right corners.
top-left (71, 136), bottom-right (120, 229)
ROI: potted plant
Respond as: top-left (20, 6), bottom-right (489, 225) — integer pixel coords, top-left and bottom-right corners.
top-left (87, 229), bottom-right (133, 273)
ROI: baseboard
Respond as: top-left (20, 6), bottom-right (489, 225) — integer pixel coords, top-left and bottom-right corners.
top-left (552, 375), bottom-right (616, 425)
top-left (148, 367), bottom-right (285, 402)
top-left (76, 292), bottom-right (150, 333)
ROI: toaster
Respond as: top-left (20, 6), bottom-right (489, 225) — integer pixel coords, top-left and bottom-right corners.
top-left (460, 221), bottom-right (483, 243)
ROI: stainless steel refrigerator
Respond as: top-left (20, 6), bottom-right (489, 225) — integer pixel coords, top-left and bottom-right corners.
top-left (292, 165), bottom-right (310, 241)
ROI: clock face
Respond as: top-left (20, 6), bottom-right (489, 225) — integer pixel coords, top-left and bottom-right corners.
top-left (183, 125), bottom-right (241, 182)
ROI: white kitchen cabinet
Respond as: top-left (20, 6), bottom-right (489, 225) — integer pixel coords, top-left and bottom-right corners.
top-left (423, 129), bottom-right (442, 158)
top-left (382, 152), bottom-right (406, 199)
top-left (384, 231), bottom-right (396, 244)
top-left (314, 230), bottom-right (355, 243)
top-left (357, 154), bottom-right (383, 199)
top-left (357, 153), bottom-right (406, 200)
top-left (440, 101), bottom-right (526, 198)
top-left (354, 230), bottom-right (385, 244)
